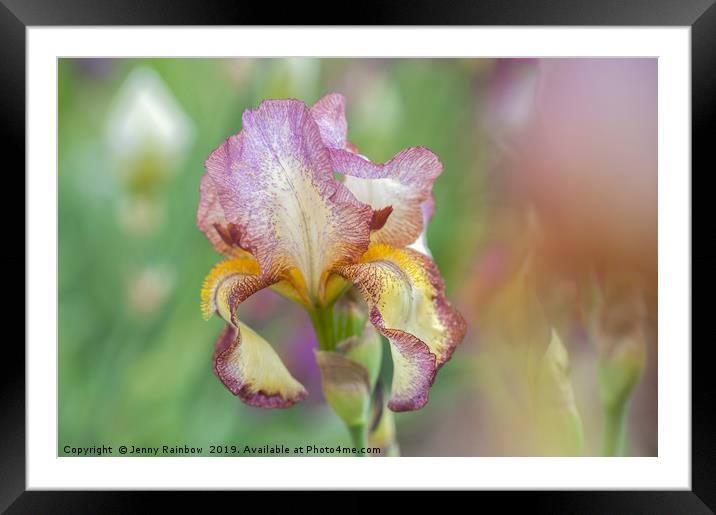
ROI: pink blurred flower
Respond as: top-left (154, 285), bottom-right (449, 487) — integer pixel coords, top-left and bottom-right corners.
top-left (507, 59), bottom-right (657, 277)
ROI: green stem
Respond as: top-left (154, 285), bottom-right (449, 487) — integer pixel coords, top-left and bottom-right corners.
top-left (309, 304), bottom-right (336, 351)
top-left (602, 398), bottom-right (629, 456)
top-left (348, 424), bottom-right (368, 456)
top-left (310, 301), bottom-right (371, 457)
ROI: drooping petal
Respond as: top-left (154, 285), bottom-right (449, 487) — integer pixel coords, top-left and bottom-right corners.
top-left (383, 331), bottom-right (437, 411)
top-left (310, 93), bottom-right (348, 150)
top-left (202, 258), bottom-right (307, 407)
top-left (213, 322), bottom-right (308, 408)
top-left (197, 174), bottom-right (252, 258)
top-left (330, 148), bottom-right (442, 248)
top-left (333, 244), bottom-right (466, 411)
top-left (204, 99), bottom-right (372, 304)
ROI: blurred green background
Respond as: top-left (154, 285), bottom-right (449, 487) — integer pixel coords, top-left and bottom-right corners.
top-left (59, 58), bottom-right (657, 457)
top-left (59, 58), bottom-right (490, 456)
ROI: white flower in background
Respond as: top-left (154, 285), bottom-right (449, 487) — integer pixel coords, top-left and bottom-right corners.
top-left (105, 66), bottom-right (194, 193)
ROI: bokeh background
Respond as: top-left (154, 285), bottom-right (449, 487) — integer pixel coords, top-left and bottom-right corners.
top-left (59, 58), bottom-right (657, 456)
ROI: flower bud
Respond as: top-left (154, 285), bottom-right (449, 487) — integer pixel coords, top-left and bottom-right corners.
top-left (333, 298), bottom-right (368, 342)
top-left (336, 324), bottom-right (383, 391)
top-left (315, 350), bottom-right (371, 428)
top-left (369, 403), bottom-right (400, 457)
top-left (588, 274), bottom-right (648, 456)
top-left (591, 276), bottom-right (648, 409)
top-left (534, 329), bottom-right (584, 455)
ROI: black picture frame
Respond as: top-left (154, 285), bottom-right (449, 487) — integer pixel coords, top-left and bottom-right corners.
top-left (4, 0), bottom-right (711, 511)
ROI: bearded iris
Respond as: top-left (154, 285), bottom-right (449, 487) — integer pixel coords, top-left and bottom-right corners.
top-left (198, 94), bottom-right (465, 413)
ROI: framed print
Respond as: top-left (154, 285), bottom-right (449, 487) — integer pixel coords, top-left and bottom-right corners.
top-left (4, 0), bottom-right (713, 511)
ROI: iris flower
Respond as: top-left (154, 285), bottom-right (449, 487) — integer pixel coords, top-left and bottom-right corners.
top-left (198, 94), bottom-right (465, 412)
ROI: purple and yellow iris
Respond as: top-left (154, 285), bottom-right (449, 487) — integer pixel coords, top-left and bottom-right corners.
top-left (197, 94), bottom-right (465, 411)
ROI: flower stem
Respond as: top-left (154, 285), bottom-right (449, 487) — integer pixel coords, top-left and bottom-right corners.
top-left (309, 304), bottom-right (336, 351)
top-left (348, 424), bottom-right (368, 456)
top-left (597, 349), bottom-right (644, 457)
top-left (310, 301), bottom-right (371, 457)
top-left (601, 398), bottom-right (629, 456)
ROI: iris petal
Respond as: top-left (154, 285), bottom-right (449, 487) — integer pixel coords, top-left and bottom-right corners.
top-left (407, 194), bottom-right (436, 256)
top-left (308, 94), bottom-right (442, 250)
top-left (333, 244), bottom-right (466, 411)
top-left (205, 99), bottom-right (372, 304)
top-left (330, 148), bottom-right (442, 248)
top-left (310, 93), bottom-right (348, 150)
top-left (202, 258), bottom-right (307, 407)
top-left (213, 322), bottom-right (308, 408)
top-left (197, 174), bottom-right (253, 259)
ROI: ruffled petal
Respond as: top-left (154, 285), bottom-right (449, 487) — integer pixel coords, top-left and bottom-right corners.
top-left (333, 244), bottom-right (466, 411)
top-left (308, 94), bottom-right (440, 250)
top-left (204, 99), bottom-right (372, 304)
top-left (330, 148), bottom-right (442, 248)
top-left (197, 174), bottom-right (252, 258)
top-left (202, 258), bottom-right (307, 407)
top-left (310, 93), bottom-right (348, 150)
